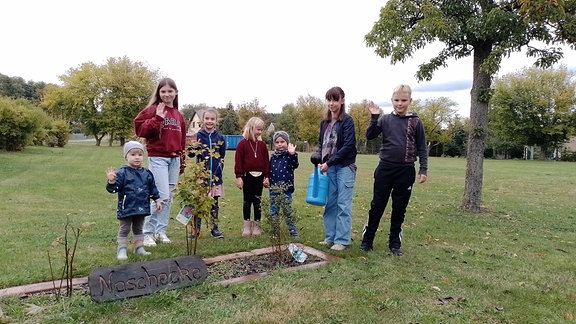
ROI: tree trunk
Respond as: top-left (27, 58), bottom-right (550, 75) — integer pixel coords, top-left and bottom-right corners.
top-left (462, 43), bottom-right (492, 212)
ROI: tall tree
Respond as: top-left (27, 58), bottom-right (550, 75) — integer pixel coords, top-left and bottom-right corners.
top-left (490, 67), bottom-right (576, 160)
top-left (276, 103), bottom-right (300, 142)
top-left (410, 97), bottom-right (459, 155)
top-left (366, 0), bottom-right (576, 211)
top-left (100, 57), bottom-right (157, 145)
top-left (0, 74), bottom-right (48, 103)
top-left (295, 94), bottom-right (324, 147)
top-left (219, 102), bottom-right (240, 135)
top-left (41, 57), bottom-right (158, 145)
top-left (237, 98), bottom-right (267, 129)
top-left (348, 100), bottom-right (374, 153)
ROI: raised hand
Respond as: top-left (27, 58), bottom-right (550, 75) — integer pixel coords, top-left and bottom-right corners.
top-left (367, 101), bottom-right (380, 115)
top-left (156, 102), bottom-right (166, 118)
top-left (105, 167), bottom-right (116, 184)
top-left (288, 143), bottom-right (296, 155)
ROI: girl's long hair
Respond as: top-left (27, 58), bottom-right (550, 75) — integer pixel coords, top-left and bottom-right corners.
top-left (242, 117), bottom-right (265, 141)
top-left (324, 86), bottom-right (345, 121)
top-left (147, 78), bottom-right (179, 108)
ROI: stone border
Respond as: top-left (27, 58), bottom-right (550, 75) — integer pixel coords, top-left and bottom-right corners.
top-left (0, 244), bottom-right (340, 297)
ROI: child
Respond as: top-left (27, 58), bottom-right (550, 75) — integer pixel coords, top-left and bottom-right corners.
top-left (134, 78), bottom-right (187, 247)
top-left (317, 86), bottom-right (357, 251)
top-left (360, 84), bottom-right (428, 256)
top-left (269, 131), bottom-right (299, 238)
top-left (234, 117), bottom-right (270, 237)
top-left (106, 141), bottom-right (163, 261)
top-left (188, 108), bottom-right (227, 238)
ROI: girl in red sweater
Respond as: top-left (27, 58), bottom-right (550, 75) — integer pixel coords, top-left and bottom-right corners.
top-left (133, 78), bottom-right (187, 247)
top-left (234, 117), bottom-right (270, 236)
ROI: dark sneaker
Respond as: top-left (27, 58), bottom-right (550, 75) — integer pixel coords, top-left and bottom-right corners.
top-left (211, 228), bottom-right (224, 239)
top-left (389, 247), bottom-right (403, 256)
top-left (289, 229), bottom-right (299, 238)
top-left (359, 242), bottom-right (373, 252)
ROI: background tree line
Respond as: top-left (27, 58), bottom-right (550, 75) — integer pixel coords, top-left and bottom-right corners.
top-left (1, 60), bottom-right (575, 160)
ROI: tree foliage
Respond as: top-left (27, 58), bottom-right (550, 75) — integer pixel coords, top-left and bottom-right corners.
top-left (0, 97), bottom-right (47, 151)
top-left (275, 103), bottom-right (300, 142)
top-left (237, 98), bottom-right (266, 129)
top-left (295, 95), bottom-right (324, 147)
top-left (490, 66), bottom-right (576, 159)
top-left (40, 57), bottom-right (158, 146)
top-left (366, 0), bottom-right (576, 211)
top-left (348, 100), bottom-right (374, 153)
top-left (0, 73), bottom-right (48, 104)
top-left (219, 103), bottom-right (240, 135)
top-left (410, 97), bottom-right (459, 154)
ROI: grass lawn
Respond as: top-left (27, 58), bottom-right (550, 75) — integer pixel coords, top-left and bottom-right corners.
top-left (0, 142), bottom-right (575, 323)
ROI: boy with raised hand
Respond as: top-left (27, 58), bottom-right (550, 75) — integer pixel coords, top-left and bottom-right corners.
top-left (360, 85), bottom-right (428, 256)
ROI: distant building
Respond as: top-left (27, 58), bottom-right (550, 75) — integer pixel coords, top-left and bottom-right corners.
top-left (563, 136), bottom-right (576, 151)
top-left (187, 111), bottom-right (201, 136)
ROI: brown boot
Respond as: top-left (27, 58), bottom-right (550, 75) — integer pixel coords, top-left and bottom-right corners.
top-left (242, 220), bottom-right (252, 237)
top-left (252, 220), bottom-right (262, 236)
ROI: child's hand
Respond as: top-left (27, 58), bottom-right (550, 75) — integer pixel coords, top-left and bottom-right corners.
top-left (156, 103), bottom-right (166, 118)
top-left (155, 199), bottom-right (163, 212)
top-left (418, 174), bottom-right (427, 184)
top-left (367, 101), bottom-right (380, 115)
top-left (106, 167), bottom-right (116, 183)
top-left (236, 177), bottom-right (243, 190)
top-left (288, 143), bottom-right (296, 155)
top-left (263, 177), bottom-right (270, 188)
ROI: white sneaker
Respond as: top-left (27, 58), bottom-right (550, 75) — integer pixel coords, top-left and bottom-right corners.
top-left (117, 247), bottom-right (128, 261)
top-left (156, 232), bottom-right (171, 244)
top-left (143, 234), bottom-right (157, 247)
top-left (330, 244), bottom-right (346, 251)
top-left (134, 246), bottom-right (151, 256)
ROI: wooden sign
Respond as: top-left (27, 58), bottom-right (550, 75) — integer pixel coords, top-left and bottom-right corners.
top-left (88, 255), bottom-right (207, 302)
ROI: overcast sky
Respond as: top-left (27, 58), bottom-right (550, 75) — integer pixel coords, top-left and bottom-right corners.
top-left (2, 1), bottom-right (575, 117)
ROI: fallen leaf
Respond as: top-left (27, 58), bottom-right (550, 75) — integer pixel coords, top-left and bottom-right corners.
top-left (431, 286), bottom-right (441, 291)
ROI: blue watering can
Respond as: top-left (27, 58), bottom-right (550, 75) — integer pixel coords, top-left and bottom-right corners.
top-left (305, 166), bottom-right (329, 206)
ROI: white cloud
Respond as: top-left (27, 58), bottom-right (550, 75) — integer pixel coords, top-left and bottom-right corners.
top-left (1, 0), bottom-right (575, 117)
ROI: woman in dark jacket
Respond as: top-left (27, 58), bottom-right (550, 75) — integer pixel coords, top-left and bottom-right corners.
top-left (316, 86), bottom-right (357, 251)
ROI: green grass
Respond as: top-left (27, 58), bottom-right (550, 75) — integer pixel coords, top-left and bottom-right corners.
top-left (1, 143), bottom-right (575, 323)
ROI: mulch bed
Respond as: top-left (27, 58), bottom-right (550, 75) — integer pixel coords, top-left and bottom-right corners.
top-left (207, 252), bottom-right (323, 281)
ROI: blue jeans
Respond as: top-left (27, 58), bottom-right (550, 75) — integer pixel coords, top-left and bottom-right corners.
top-left (270, 191), bottom-right (296, 232)
top-left (144, 157), bottom-right (180, 235)
top-left (323, 165), bottom-right (355, 245)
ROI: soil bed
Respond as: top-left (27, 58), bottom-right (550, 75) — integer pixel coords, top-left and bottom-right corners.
top-left (207, 252), bottom-right (323, 281)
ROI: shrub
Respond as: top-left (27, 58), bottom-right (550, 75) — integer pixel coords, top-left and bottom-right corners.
top-left (0, 96), bottom-right (47, 151)
top-left (47, 119), bottom-right (70, 147)
top-left (560, 148), bottom-right (576, 162)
